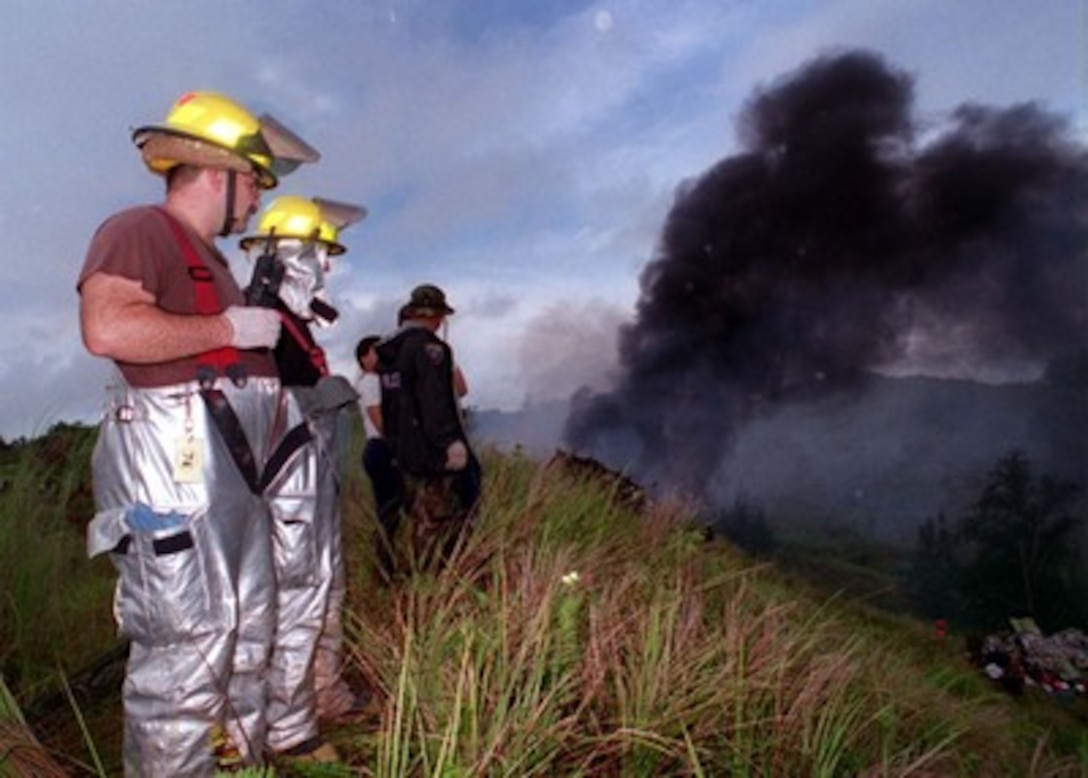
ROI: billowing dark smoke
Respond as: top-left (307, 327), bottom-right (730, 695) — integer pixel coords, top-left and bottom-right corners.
top-left (565, 49), bottom-right (1088, 501)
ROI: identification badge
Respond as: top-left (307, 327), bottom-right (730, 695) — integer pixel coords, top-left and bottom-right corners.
top-left (174, 436), bottom-right (204, 483)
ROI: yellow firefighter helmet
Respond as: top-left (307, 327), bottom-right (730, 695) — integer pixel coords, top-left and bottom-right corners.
top-left (132, 91), bottom-right (279, 188)
top-left (132, 91), bottom-right (321, 190)
top-left (240, 195), bottom-right (366, 255)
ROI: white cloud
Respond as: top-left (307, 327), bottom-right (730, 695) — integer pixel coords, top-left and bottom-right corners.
top-left (1, 0), bottom-right (1081, 438)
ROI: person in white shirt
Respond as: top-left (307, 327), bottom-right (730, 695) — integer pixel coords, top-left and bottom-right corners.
top-left (354, 335), bottom-right (404, 583)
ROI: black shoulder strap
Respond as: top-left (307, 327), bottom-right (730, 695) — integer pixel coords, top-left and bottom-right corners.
top-left (200, 388), bottom-right (261, 493)
top-left (258, 421), bottom-right (313, 493)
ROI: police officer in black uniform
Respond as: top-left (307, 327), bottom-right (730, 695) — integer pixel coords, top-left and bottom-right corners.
top-left (377, 284), bottom-right (479, 570)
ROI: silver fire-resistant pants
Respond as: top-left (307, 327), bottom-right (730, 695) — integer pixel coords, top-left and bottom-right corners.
top-left (86, 376), bottom-right (281, 777)
top-left (264, 378), bottom-right (356, 752)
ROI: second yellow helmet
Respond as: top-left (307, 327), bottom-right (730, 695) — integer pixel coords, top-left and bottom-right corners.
top-left (241, 195), bottom-right (356, 255)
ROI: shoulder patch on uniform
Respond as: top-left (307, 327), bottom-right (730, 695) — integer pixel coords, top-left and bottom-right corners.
top-left (424, 343), bottom-right (446, 365)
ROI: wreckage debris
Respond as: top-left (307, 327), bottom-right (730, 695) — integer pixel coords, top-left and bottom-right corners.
top-left (971, 617), bottom-right (1087, 700)
top-left (545, 449), bottom-right (650, 514)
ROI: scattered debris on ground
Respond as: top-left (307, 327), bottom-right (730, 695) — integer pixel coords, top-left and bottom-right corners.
top-left (543, 449), bottom-right (650, 514)
top-left (969, 617), bottom-right (1087, 700)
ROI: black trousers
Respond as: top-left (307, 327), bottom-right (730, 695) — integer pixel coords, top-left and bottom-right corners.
top-left (363, 438), bottom-right (403, 581)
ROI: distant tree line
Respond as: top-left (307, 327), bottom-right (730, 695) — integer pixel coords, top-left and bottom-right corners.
top-left (0, 421), bottom-right (96, 457)
top-left (908, 450), bottom-right (1087, 632)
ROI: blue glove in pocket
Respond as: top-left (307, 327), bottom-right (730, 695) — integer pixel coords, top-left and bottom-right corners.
top-left (126, 502), bottom-right (188, 532)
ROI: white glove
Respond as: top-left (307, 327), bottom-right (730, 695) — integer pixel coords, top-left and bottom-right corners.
top-left (445, 440), bottom-right (468, 471)
top-left (223, 306), bottom-right (281, 349)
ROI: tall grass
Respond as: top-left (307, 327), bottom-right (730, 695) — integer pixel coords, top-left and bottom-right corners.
top-left (330, 447), bottom-right (1088, 776)
top-left (0, 426), bottom-right (116, 697)
top-left (4, 427), bottom-right (1087, 775)
top-left (0, 674), bottom-right (70, 777)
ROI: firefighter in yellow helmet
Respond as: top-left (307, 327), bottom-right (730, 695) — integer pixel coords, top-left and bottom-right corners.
top-left (78, 91), bottom-right (318, 776)
top-left (239, 195), bottom-right (368, 763)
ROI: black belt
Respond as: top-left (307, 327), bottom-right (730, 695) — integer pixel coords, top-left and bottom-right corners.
top-left (112, 531), bottom-right (193, 556)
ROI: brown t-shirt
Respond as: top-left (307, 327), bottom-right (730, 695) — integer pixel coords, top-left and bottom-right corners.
top-left (78, 205), bottom-right (276, 387)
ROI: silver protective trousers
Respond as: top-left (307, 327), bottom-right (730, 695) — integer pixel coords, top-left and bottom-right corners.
top-left (86, 376), bottom-right (280, 777)
top-left (264, 382), bottom-right (354, 752)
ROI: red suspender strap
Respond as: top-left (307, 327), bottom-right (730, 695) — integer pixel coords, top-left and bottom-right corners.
top-left (155, 208), bottom-right (242, 381)
top-left (279, 313), bottom-right (330, 377)
top-left (156, 208), bottom-right (264, 491)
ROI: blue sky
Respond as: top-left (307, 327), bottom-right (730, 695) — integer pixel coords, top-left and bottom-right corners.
top-left (0, 0), bottom-right (1081, 439)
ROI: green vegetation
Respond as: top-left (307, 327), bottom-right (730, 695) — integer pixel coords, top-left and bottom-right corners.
top-left (2, 426), bottom-right (1087, 775)
top-left (909, 450), bottom-right (1088, 632)
top-left (0, 424), bottom-right (116, 694)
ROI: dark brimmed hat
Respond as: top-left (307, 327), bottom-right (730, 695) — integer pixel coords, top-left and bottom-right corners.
top-left (406, 284), bottom-right (454, 316)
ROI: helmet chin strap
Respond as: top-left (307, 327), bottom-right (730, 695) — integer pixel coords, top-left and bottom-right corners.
top-left (219, 170), bottom-right (237, 237)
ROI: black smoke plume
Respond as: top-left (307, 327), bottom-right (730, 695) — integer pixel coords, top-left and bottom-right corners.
top-left (564, 49), bottom-right (1088, 501)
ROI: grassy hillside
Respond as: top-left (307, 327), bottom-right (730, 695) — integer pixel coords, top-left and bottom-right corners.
top-left (2, 422), bottom-right (1086, 776)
